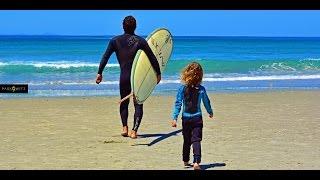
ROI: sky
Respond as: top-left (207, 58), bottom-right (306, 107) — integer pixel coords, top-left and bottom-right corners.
top-left (0, 10), bottom-right (320, 37)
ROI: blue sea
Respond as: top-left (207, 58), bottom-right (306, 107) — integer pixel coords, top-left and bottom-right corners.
top-left (1, 35), bottom-right (320, 98)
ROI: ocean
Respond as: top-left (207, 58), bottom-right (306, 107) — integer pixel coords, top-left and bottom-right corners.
top-left (1, 35), bottom-right (320, 98)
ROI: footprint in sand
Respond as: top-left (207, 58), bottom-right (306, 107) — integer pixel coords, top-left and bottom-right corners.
top-left (103, 140), bottom-right (124, 144)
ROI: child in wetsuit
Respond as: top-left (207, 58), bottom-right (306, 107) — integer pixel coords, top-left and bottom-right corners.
top-left (171, 62), bottom-right (214, 170)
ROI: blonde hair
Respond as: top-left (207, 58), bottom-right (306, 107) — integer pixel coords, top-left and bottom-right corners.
top-left (181, 62), bottom-right (203, 87)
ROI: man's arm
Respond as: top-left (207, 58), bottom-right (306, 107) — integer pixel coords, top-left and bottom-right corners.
top-left (97, 39), bottom-right (115, 75)
top-left (141, 40), bottom-right (161, 76)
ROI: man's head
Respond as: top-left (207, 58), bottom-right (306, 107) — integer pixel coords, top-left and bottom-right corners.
top-left (123, 16), bottom-right (136, 35)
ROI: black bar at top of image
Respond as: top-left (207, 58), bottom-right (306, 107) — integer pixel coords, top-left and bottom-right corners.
top-left (0, 0), bottom-right (320, 10)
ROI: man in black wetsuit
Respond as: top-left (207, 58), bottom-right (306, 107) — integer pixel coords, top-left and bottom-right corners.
top-left (96, 16), bottom-right (161, 139)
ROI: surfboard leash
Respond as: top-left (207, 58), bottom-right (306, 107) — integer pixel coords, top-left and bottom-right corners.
top-left (118, 92), bottom-right (134, 104)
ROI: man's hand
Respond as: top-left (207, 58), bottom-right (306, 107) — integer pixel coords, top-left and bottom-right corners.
top-left (157, 74), bottom-right (161, 84)
top-left (171, 120), bottom-right (177, 128)
top-left (209, 114), bottom-right (214, 119)
top-left (96, 74), bottom-right (103, 84)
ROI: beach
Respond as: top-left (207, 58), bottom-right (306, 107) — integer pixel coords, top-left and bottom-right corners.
top-left (1, 90), bottom-right (319, 170)
top-left (1, 11), bottom-right (320, 171)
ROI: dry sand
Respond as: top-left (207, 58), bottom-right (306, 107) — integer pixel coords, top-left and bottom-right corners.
top-left (0, 90), bottom-right (320, 170)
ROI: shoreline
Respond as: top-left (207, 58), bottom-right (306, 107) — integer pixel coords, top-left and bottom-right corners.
top-left (1, 88), bottom-right (320, 100)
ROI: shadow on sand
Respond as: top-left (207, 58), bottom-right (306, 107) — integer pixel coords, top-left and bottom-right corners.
top-left (200, 163), bottom-right (226, 170)
top-left (184, 163), bottom-right (226, 170)
top-left (132, 129), bottom-right (182, 146)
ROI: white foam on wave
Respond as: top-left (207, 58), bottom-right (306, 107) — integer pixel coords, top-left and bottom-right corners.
top-left (63, 81), bottom-right (119, 85)
top-left (0, 61), bottom-right (119, 68)
top-left (29, 81), bottom-right (120, 85)
top-left (33, 63), bottom-right (97, 68)
top-left (203, 74), bottom-right (320, 81)
top-left (27, 74), bottom-right (320, 86)
top-left (303, 58), bottom-right (320, 61)
top-left (160, 74), bottom-right (320, 83)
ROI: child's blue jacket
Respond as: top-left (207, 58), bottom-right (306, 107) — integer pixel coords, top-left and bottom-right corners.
top-left (172, 85), bottom-right (213, 121)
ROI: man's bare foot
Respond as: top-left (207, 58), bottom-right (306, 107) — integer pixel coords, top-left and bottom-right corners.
top-left (130, 130), bottom-right (137, 139)
top-left (121, 126), bottom-right (128, 137)
top-left (193, 163), bottom-right (201, 170)
top-left (184, 162), bottom-right (192, 168)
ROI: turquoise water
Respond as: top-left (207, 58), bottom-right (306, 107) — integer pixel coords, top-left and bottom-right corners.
top-left (1, 35), bottom-right (320, 97)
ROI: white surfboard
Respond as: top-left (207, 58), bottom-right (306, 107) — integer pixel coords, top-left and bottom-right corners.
top-left (130, 28), bottom-right (173, 104)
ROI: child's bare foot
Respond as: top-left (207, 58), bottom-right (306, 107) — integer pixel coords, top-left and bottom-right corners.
top-left (193, 163), bottom-right (201, 170)
top-left (121, 126), bottom-right (128, 137)
top-left (184, 162), bottom-right (192, 168)
top-left (130, 130), bottom-right (137, 139)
